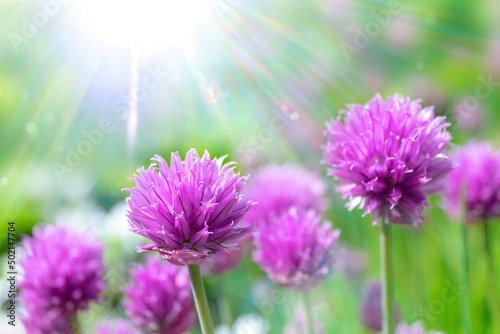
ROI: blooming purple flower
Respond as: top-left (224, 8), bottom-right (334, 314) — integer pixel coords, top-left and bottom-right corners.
top-left (201, 248), bottom-right (242, 276)
top-left (244, 164), bottom-right (326, 225)
top-left (396, 321), bottom-right (443, 334)
top-left (124, 256), bottom-right (196, 334)
top-left (20, 224), bottom-right (105, 334)
top-left (253, 208), bottom-right (340, 290)
top-left (360, 280), bottom-right (400, 332)
top-left (442, 141), bottom-right (500, 223)
top-left (323, 93), bottom-right (454, 225)
top-left (96, 319), bottom-right (139, 334)
top-left (124, 149), bottom-right (254, 265)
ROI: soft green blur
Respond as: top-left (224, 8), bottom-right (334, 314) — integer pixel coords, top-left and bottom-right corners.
top-left (1, 0), bottom-right (499, 333)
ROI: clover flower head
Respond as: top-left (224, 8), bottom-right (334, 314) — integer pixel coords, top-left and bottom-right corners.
top-left (20, 224), bottom-right (105, 334)
top-left (442, 141), bottom-right (500, 223)
top-left (124, 149), bottom-right (254, 265)
top-left (323, 93), bottom-right (454, 225)
top-left (124, 256), bottom-right (196, 334)
top-left (253, 208), bottom-right (340, 290)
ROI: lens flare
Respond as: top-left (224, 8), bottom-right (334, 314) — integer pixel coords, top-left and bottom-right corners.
top-left (77, 0), bottom-right (211, 48)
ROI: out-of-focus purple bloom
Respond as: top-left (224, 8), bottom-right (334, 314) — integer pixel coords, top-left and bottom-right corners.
top-left (244, 164), bottom-right (326, 226)
top-left (451, 97), bottom-right (483, 133)
top-left (323, 93), bottom-right (454, 225)
top-left (96, 319), bottom-right (139, 334)
top-left (201, 248), bottom-right (242, 276)
top-left (123, 256), bottom-right (196, 334)
top-left (360, 280), bottom-right (400, 332)
top-left (21, 310), bottom-right (72, 334)
top-left (443, 141), bottom-right (500, 223)
top-left (124, 149), bottom-right (254, 265)
top-left (396, 321), bottom-right (443, 334)
top-left (253, 208), bottom-right (340, 290)
top-left (333, 247), bottom-right (368, 277)
top-left (20, 224), bottom-right (105, 334)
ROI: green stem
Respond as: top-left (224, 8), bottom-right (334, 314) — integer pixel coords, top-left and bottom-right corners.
top-left (380, 219), bottom-right (394, 334)
top-left (482, 221), bottom-right (500, 326)
top-left (188, 265), bottom-right (215, 334)
top-left (459, 218), bottom-right (472, 334)
top-left (303, 290), bottom-right (313, 334)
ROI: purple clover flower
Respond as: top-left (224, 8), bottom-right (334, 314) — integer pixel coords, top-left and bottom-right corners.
top-left (20, 224), bottom-right (105, 334)
top-left (253, 208), bottom-right (340, 290)
top-left (360, 280), bottom-right (400, 332)
top-left (124, 149), bottom-right (254, 265)
top-left (96, 319), bottom-right (139, 334)
top-left (396, 321), bottom-right (443, 334)
top-left (442, 141), bottom-right (500, 223)
top-left (323, 93), bottom-right (454, 225)
top-left (244, 164), bottom-right (326, 225)
top-left (123, 256), bottom-right (196, 334)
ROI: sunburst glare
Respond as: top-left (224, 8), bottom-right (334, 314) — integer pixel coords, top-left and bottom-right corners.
top-left (76, 0), bottom-right (212, 48)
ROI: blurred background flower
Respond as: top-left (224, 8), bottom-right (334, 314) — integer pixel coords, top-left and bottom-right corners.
top-left (332, 247), bottom-right (368, 279)
top-left (360, 280), bottom-right (400, 332)
top-left (442, 141), bottom-right (500, 223)
top-left (244, 164), bottom-right (326, 226)
top-left (253, 208), bottom-right (340, 291)
top-left (19, 224), bottom-right (105, 333)
top-left (123, 256), bottom-right (196, 334)
top-left (201, 248), bottom-right (243, 276)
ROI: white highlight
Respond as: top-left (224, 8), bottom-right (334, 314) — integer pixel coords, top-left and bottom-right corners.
top-left (77, 0), bottom-right (211, 47)
top-left (127, 50), bottom-right (139, 156)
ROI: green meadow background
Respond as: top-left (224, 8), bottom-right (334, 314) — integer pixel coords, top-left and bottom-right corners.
top-left (1, 0), bottom-right (500, 333)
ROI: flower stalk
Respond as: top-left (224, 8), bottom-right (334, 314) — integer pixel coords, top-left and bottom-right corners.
top-left (380, 219), bottom-right (394, 334)
top-left (459, 185), bottom-right (472, 334)
top-left (459, 218), bottom-right (472, 334)
top-left (482, 220), bottom-right (500, 326)
top-left (188, 265), bottom-right (215, 334)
